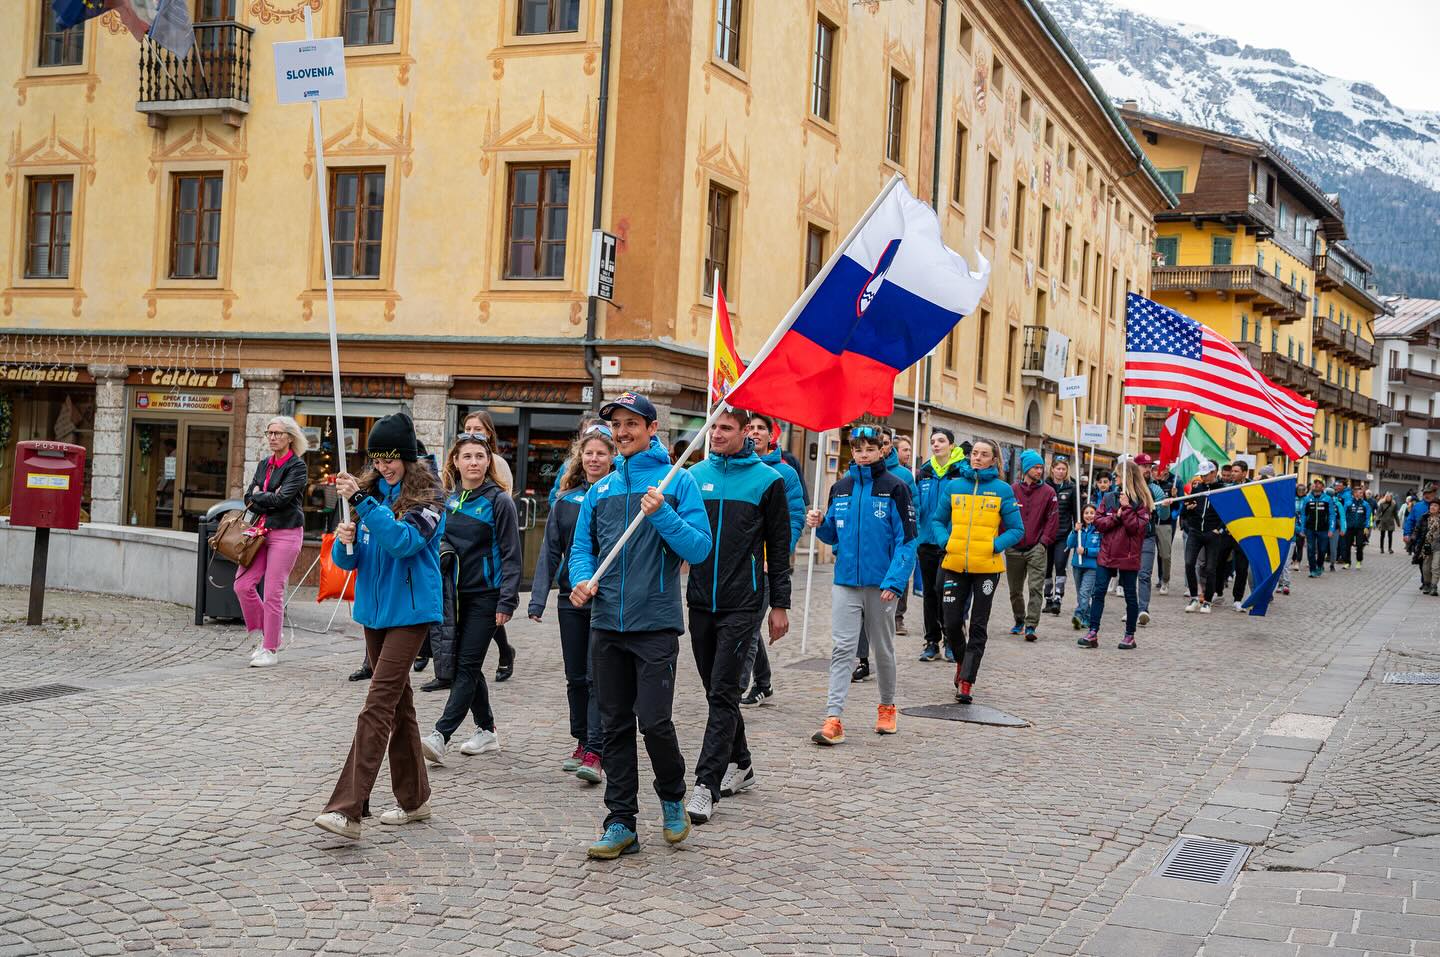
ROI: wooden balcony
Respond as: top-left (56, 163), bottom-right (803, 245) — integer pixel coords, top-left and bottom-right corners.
top-left (1314, 254), bottom-right (1391, 316)
top-left (1379, 405), bottom-right (1401, 427)
top-left (1396, 409), bottom-right (1431, 430)
top-left (1314, 381), bottom-right (1342, 410)
top-left (1351, 336), bottom-right (1377, 368)
top-left (1372, 450), bottom-right (1440, 476)
top-left (135, 21), bottom-right (253, 128)
top-left (1151, 265), bottom-right (1306, 324)
top-left (1312, 316), bottom-right (1344, 351)
top-left (1260, 351), bottom-right (1319, 396)
top-left (1389, 366), bottom-right (1440, 389)
top-left (1314, 252), bottom-right (1344, 291)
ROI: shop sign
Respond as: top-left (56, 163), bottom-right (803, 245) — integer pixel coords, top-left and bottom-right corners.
top-left (0, 365), bottom-right (89, 384)
top-left (285, 375), bottom-right (409, 399)
top-left (474, 382), bottom-right (581, 405)
top-left (134, 392), bottom-right (234, 414)
top-left (133, 369), bottom-right (235, 389)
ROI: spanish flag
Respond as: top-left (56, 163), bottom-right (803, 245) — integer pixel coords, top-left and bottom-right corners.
top-left (709, 277), bottom-right (745, 405)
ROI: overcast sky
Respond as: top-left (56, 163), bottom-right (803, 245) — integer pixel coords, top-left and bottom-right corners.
top-left (1107, 0), bottom-right (1440, 113)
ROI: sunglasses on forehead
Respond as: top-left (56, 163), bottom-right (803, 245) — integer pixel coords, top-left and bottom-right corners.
top-left (455, 431), bottom-right (492, 446)
top-left (848, 425), bottom-right (884, 442)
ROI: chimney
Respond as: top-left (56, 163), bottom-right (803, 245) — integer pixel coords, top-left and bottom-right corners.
top-left (1122, 99), bottom-right (1140, 111)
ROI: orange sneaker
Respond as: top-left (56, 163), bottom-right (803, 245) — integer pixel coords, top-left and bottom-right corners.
top-left (875, 704), bottom-right (897, 735)
top-left (811, 716), bottom-right (845, 746)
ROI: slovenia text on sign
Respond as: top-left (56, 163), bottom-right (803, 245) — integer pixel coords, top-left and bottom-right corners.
top-left (273, 37), bottom-right (347, 104)
top-left (1058, 375), bottom-right (1087, 400)
top-left (26, 473), bottom-right (70, 490)
top-left (1080, 423), bottom-right (1109, 445)
top-left (135, 392), bottom-right (234, 414)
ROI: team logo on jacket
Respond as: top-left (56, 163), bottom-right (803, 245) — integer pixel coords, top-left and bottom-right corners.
top-left (856, 239), bottom-right (900, 316)
top-left (981, 579), bottom-right (994, 596)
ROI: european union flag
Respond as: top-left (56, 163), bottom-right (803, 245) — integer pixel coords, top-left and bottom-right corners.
top-left (1207, 476), bottom-right (1298, 616)
top-left (53, 0), bottom-right (109, 29)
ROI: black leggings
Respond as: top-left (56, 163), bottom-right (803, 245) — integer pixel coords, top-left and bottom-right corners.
top-left (435, 592), bottom-right (498, 739)
top-left (940, 569), bottom-right (1000, 685)
top-left (1381, 529), bottom-right (1395, 552)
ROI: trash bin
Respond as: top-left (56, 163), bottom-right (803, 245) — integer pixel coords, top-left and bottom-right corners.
top-left (195, 499), bottom-right (247, 625)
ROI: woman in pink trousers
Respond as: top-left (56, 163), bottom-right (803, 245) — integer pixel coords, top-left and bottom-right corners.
top-left (234, 416), bottom-right (309, 667)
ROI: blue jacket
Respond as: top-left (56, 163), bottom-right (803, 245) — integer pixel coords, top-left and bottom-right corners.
top-left (1406, 499), bottom-right (1435, 538)
top-left (1297, 491), bottom-right (1341, 535)
top-left (529, 480), bottom-right (594, 617)
top-left (928, 463), bottom-right (1026, 564)
top-left (1338, 489), bottom-right (1372, 531)
top-left (815, 460), bottom-right (917, 593)
top-left (1066, 526), bottom-right (1102, 570)
top-left (568, 436), bottom-right (713, 633)
top-left (885, 449), bottom-right (919, 503)
top-left (915, 451), bottom-right (965, 547)
top-left (331, 478), bottom-right (446, 630)
top-left (760, 447), bottom-right (805, 553)
top-left (687, 445), bottom-right (792, 613)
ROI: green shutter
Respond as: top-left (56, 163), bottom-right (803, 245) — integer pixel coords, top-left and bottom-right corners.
top-left (1155, 236), bottom-right (1178, 266)
top-left (1211, 236), bottom-right (1232, 265)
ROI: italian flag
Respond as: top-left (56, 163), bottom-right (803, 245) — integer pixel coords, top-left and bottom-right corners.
top-left (1172, 415), bottom-right (1228, 487)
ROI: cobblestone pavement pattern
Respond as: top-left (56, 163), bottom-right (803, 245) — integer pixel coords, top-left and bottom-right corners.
top-left (0, 549), bottom-right (1429, 955)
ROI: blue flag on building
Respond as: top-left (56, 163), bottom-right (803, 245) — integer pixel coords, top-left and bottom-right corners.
top-left (53, 0), bottom-right (109, 29)
top-left (1206, 476), bottom-right (1298, 616)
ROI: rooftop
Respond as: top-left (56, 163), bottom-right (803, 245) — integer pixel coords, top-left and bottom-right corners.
top-left (1375, 298), bottom-right (1440, 338)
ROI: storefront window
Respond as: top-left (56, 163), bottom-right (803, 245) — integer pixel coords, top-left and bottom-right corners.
top-left (125, 414), bottom-right (232, 533)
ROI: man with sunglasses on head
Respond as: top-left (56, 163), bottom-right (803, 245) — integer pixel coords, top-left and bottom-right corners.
top-left (569, 392), bottom-right (713, 860)
top-left (852, 428), bottom-right (920, 680)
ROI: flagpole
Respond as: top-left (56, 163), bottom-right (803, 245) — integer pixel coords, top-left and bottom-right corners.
top-left (581, 174), bottom-right (907, 591)
top-left (705, 270), bottom-right (718, 459)
top-left (1072, 396), bottom-right (1082, 530)
top-left (1154, 473), bottom-right (1297, 508)
top-left (800, 430), bottom-right (826, 657)
top-left (910, 360), bottom-right (922, 479)
top-left (304, 6), bottom-right (351, 553)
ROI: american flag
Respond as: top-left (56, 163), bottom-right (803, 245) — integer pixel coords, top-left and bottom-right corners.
top-left (1124, 293), bottom-right (1316, 460)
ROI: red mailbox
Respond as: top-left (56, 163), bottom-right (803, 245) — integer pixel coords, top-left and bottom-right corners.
top-left (11, 440), bottom-right (86, 530)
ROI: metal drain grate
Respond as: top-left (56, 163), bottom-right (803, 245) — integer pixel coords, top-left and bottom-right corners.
top-left (1384, 673), bottom-right (1440, 685)
top-left (0, 684), bottom-right (89, 707)
top-left (1153, 836), bottom-right (1250, 885)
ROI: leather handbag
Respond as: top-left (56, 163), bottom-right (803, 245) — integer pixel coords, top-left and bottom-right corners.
top-left (210, 509), bottom-right (266, 567)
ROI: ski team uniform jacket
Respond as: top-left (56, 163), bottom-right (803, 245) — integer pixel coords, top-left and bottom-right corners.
top-left (759, 447), bottom-right (805, 553)
top-left (568, 436), bottom-right (713, 634)
top-left (929, 463), bottom-right (1024, 575)
top-left (528, 479), bottom-right (595, 618)
top-left (442, 480), bottom-right (521, 617)
top-left (814, 460), bottom-right (918, 594)
top-left (331, 478), bottom-right (446, 630)
top-left (686, 447), bottom-right (793, 614)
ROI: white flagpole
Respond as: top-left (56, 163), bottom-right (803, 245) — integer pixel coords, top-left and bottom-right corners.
top-left (304, 6), bottom-right (351, 553)
top-left (705, 270), bottom-right (718, 458)
top-left (800, 430), bottom-right (826, 656)
top-left (910, 361), bottom-right (922, 479)
top-left (581, 174), bottom-right (906, 590)
top-left (1072, 397), bottom-right (1082, 530)
top-left (1154, 473), bottom-right (1296, 507)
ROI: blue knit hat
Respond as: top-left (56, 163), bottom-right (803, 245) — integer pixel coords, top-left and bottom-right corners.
top-left (1020, 449), bottom-right (1044, 475)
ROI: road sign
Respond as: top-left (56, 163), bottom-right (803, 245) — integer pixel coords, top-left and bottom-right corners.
top-left (1058, 374), bottom-right (1087, 400)
top-left (273, 37), bottom-right (347, 104)
top-left (1080, 423), bottom-right (1109, 445)
top-left (589, 230), bottom-right (617, 301)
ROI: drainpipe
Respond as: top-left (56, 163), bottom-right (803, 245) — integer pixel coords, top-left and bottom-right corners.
top-left (583, 0), bottom-right (615, 410)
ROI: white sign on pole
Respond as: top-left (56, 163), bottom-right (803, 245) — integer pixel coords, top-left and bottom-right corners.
top-left (274, 37), bottom-right (347, 103)
top-left (1042, 329), bottom-right (1070, 382)
top-left (1080, 423), bottom-right (1109, 445)
top-left (1058, 374), bottom-right (1087, 401)
top-left (588, 230), bottom-right (617, 300)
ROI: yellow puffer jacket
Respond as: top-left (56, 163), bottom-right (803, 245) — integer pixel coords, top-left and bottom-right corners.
top-left (932, 464), bottom-right (1024, 574)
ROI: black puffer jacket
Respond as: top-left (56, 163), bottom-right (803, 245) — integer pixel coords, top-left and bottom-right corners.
top-left (427, 543), bottom-right (459, 682)
top-left (243, 454), bottom-right (307, 529)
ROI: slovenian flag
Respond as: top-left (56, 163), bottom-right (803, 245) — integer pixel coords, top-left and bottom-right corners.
top-left (726, 176), bottom-right (989, 432)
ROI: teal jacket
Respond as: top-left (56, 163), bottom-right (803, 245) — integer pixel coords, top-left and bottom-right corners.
top-left (331, 477), bottom-right (446, 630)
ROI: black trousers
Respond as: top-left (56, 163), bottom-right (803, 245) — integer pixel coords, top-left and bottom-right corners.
top-left (1043, 541), bottom-right (1070, 601)
top-left (592, 627), bottom-right (687, 832)
top-left (940, 569), bottom-right (1000, 685)
top-left (689, 607), bottom-right (757, 799)
top-left (557, 602), bottom-right (601, 754)
top-left (1184, 530), bottom-right (1205, 598)
top-left (1381, 529), bottom-right (1394, 552)
top-left (1338, 529), bottom-right (1366, 564)
top-left (1203, 534), bottom-right (1248, 602)
top-left (435, 592), bottom-right (498, 740)
top-left (916, 544), bottom-right (945, 646)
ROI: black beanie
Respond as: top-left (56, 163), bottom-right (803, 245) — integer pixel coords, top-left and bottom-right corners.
top-left (366, 413), bottom-right (417, 462)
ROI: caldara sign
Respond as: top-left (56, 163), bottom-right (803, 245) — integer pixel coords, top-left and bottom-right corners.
top-left (133, 369), bottom-right (235, 389)
top-left (0, 365), bottom-right (88, 384)
top-left (135, 392), bottom-right (234, 414)
top-left (273, 37), bottom-right (347, 104)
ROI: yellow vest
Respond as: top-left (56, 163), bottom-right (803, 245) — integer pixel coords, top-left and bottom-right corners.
top-left (941, 481), bottom-right (1006, 574)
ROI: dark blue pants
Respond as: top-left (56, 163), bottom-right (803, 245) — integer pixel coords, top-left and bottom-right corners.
top-left (1087, 567), bottom-right (1139, 636)
top-left (1307, 529), bottom-right (1329, 573)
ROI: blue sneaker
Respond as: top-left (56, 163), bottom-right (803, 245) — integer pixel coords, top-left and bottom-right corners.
top-left (587, 823), bottom-right (638, 859)
top-left (1024, 625), bottom-right (1038, 642)
top-left (1009, 623), bottom-right (1024, 636)
top-left (919, 643), bottom-right (939, 662)
top-left (661, 800), bottom-right (691, 845)
top-left (943, 644), bottom-right (955, 662)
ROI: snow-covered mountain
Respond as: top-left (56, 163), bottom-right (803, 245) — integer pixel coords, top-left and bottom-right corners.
top-left (1047, 0), bottom-right (1440, 297)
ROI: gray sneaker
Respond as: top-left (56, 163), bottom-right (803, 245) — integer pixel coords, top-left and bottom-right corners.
top-left (685, 785), bottom-right (714, 825)
top-left (421, 730), bottom-right (447, 766)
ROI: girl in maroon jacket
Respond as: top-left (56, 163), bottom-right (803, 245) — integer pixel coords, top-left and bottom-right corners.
top-left (1078, 459), bottom-right (1153, 650)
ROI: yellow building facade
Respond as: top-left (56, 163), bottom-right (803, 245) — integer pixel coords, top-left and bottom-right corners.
top-left (1123, 110), bottom-right (1390, 484)
top-left (0, 0), bottom-right (1170, 565)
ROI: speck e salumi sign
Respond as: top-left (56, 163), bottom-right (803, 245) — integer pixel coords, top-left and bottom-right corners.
top-left (273, 36), bottom-right (347, 104)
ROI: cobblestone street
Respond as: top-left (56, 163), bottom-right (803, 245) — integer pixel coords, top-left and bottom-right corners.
top-left (0, 549), bottom-right (1435, 956)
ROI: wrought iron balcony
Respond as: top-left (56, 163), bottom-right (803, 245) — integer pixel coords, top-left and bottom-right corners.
top-left (1150, 265), bottom-right (1306, 324)
top-left (136, 21), bottom-right (253, 128)
top-left (1019, 325), bottom-right (1065, 389)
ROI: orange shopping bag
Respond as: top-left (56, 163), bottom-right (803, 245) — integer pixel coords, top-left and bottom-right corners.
top-left (317, 532), bottom-right (356, 602)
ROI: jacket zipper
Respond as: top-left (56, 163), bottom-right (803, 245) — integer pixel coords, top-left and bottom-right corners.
top-left (750, 554), bottom-right (756, 592)
top-left (961, 475), bottom-right (980, 569)
top-left (407, 572), bottom-right (415, 611)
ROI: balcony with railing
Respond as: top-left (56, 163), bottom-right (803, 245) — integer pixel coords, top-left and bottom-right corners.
top-left (1378, 405), bottom-right (1401, 427)
top-left (1150, 265), bottom-right (1306, 324)
top-left (1315, 253), bottom-right (1393, 316)
top-left (1389, 366), bottom-right (1440, 390)
top-left (136, 21), bottom-right (253, 128)
top-left (1395, 409), bottom-right (1431, 430)
top-left (1020, 325), bottom-right (1063, 391)
top-left (1312, 316), bottom-right (1344, 351)
top-left (1351, 335), bottom-right (1377, 368)
top-left (1314, 381), bottom-right (1342, 410)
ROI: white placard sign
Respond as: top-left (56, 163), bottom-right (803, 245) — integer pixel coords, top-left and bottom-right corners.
top-left (1058, 374), bottom-right (1087, 400)
top-left (1080, 423), bottom-right (1109, 445)
top-left (1043, 329), bottom-right (1070, 382)
top-left (273, 37), bottom-right (347, 104)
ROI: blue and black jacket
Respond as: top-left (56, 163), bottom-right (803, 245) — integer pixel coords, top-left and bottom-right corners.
top-left (759, 447), bottom-right (805, 553)
top-left (568, 436), bottom-right (713, 633)
top-left (814, 460), bottom-right (917, 593)
top-left (687, 445), bottom-right (792, 613)
top-left (915, 451), bottom-right (965, 547)
top-left (529, 479), bottom-right (596, 618)
top-left (1338, 489), bottom-right (1372, 533)
top-left (1067, 525), bottom-right (1102, 570)
top-left (331, 477), bottom-right (446, 630)
top-left (443, 480), bottom-right (521, 616)
top-left (1297, 490), bottom-right (1341, 535)
top-left (884, 448), bottom-right (919, 504)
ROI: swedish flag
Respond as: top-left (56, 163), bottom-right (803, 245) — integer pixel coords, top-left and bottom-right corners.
top-left (1207, 476), bottom-right (1298, 616)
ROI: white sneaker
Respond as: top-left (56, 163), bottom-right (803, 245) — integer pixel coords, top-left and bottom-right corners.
top-left (1137, 610), bottom-right (1150, 627)
top-left (720, 763), bottom-right (755, 797)
top-left (421, 730), bottom-right (447, 766)
top-left (1233, 600), bottom-right (1244, 611)
top-left (313, 811), bottom-right (360, 840)
top-left (459, 729), bottom-right (500, 755)
top-left (1158, 583), bottom-right (1169, 595)
top-left (685, 784), bottom-right (714, 824)
top-left (249, 649), bottom-right (278, 668)
top-left (1199, 602), bottom-right (1212, 614)
top-left (379, 802), bottom-right (431, 826)
top-left (1184, 599), bottom-right (1199, 613)
top-left (246, 629), bottom-right (264, 659)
